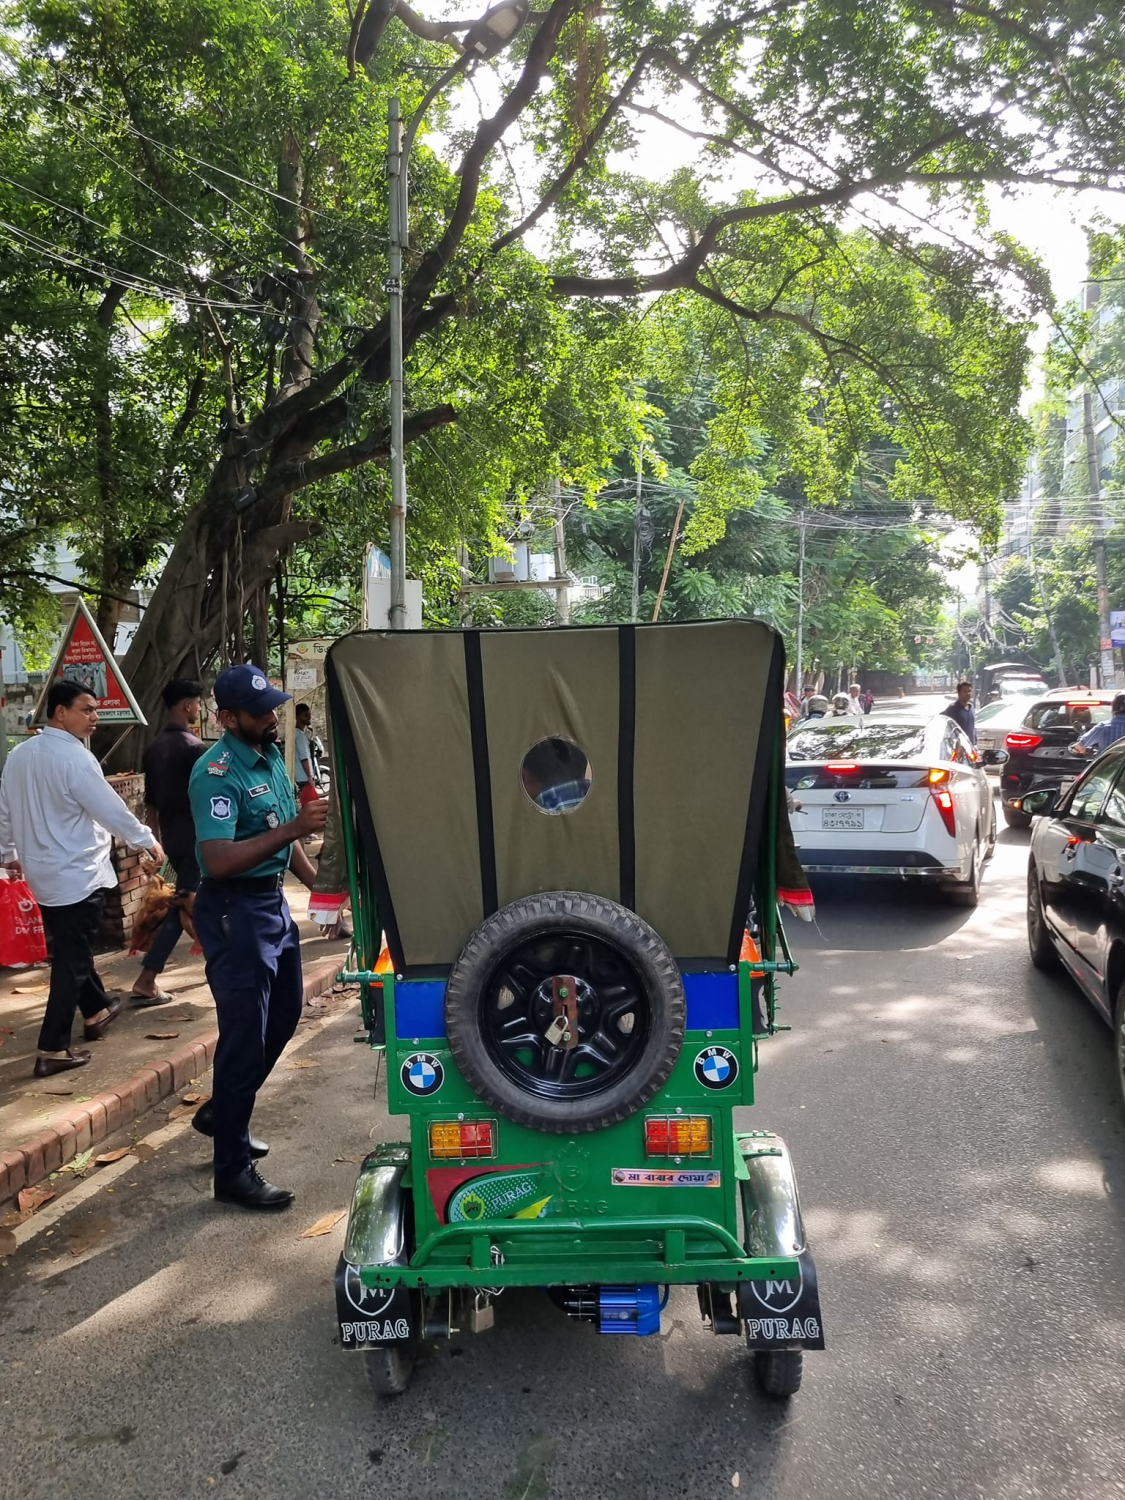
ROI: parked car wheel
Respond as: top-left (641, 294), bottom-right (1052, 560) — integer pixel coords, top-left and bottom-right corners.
top-left (945, 830), bottom-right (982, 907)
top-left (1027, 862), bottom-right (1060, 972)
top-left (1115, 983), bottom-right (1125, 1117)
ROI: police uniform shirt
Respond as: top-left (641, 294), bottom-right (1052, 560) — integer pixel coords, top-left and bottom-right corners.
top-left (188, 731), bottom-right (298, 878)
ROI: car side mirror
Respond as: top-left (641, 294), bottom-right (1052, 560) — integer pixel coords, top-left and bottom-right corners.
top-left (980, 748), bottom-right (1008, 766)
top-left (1020, 788), bottom-right (1059, 816)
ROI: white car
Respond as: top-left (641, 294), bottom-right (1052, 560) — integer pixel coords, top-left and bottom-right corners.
top-left (974, 697), bottom-right (1029, 761)
top-left (786, 715), bottom-right (996, 905)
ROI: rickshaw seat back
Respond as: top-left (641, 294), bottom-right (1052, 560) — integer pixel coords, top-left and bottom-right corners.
top-left (325, 619), bottom-right (785, 973)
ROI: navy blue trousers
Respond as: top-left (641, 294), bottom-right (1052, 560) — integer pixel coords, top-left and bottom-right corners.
top-left (194, 885), bottom-right (303, 1178)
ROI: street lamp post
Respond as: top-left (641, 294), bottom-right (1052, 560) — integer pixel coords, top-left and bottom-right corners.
top-left (385, 1), bottom-right (531, 629)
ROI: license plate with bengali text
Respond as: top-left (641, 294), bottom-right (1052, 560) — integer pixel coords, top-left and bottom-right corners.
top-left (821, 808), bottom-right (864, 830)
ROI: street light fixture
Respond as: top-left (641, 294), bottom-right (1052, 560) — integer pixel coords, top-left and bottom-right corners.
top-left (463, 0), bottom-right (530, 57)
top-left (386, 0), bottom-right (531, 630)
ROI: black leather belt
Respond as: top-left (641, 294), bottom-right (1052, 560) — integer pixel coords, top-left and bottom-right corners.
top-left (199, 874), bottom-right (285, 895)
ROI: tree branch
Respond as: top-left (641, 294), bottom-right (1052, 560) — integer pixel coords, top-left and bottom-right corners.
top-left (491, 45), bottom-right (656, 256)
top-left (257, 402), bottom-right (456, 502)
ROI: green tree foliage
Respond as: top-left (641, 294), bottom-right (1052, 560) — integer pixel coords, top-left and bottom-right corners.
top-left (0, 0), bottom-right (1121, 714)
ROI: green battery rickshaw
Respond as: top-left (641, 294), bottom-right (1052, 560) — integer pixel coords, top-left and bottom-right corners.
top-left (317, 618), bottom-right (823, 1400)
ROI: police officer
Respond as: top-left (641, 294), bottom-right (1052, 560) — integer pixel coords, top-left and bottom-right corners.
top-left (188, 664), bottom-right (328, 1210)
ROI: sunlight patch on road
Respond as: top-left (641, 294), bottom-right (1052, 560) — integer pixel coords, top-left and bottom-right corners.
top-left (1035, 1158), bottom-right (1108, 1198)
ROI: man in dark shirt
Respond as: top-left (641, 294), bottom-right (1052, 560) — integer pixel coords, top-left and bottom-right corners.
top-left (133, 678), bottom-right (206, 1004)
top-left (942, 681), bottom-right (977, 745)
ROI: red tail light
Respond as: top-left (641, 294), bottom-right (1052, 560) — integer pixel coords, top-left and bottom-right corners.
top-left (931, 786), bottom-right (956, 837)
top-left (428, 1120), bottom-right (496, 1159)
top-left (1005, 732), bottom-right (1042, 750)
top-left (824, 762), bottom-right (859, 773)
top-left (645, 1116), bottom-right (713, 1157)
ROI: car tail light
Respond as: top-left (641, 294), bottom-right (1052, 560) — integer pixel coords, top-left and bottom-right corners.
top-left (1005, 732), bottom-right (1042, 750)
top-left (824, 761), bottom-right (859, 773)
top-left (644, 1116), bottom-right (713, 1157)
top-left (927, 767), bottom-right (950, 784)
top-left (931, 786), bottom-right (956, 837)
top-left (428, 1120), bottom-right (496, 1159)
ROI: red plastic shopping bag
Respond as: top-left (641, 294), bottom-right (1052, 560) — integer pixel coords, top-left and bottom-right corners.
top-left (0, 879), bottom-right (48, 967)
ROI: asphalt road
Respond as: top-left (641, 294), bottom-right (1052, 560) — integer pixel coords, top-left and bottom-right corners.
top-left (4, 808), bottom-right (1125, 1500)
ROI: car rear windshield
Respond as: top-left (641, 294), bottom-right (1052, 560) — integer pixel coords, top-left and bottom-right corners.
top-left (1023, 701), bottom-right (1112, 731)
top-left (787, 722), bottom-right (929, 761)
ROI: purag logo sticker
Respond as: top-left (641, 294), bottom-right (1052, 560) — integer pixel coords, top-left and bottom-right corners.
top-left (210, 796), bottom-right (233, 820)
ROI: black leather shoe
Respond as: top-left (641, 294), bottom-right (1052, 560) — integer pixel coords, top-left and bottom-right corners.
top-left (191, 1101), bottom-right (269, 1159)
top-left (83, 998), bottom-right (122, 1040)
top-left (214, 1163), bottom-right (294, 1211)
top-left (33, 1050), bottom-right (91, 1077)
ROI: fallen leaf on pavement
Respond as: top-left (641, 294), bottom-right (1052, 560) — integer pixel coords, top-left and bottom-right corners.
top-left (145, 1032), bottom-right (180, 1040)
top-left (166, 1015), bottom-right (196, 1023)
top-left (298, 1209), bottom-right (346, 1239)
top-left (17, 1185), bottom-right (54, 1215)
top-left (0, 1227), bottom-right (16, 1256)
top-left (60, 1150), bottom-right (94, 1175)
top-left (288, 1059), bottom-right (320, 1069)
top-left (182, 1091), bottom-right (209, 1104)
top-left (65, 1216), bottom-right (110, 1256)
top-left (95, 1148), bottom-right (133, 1165)
top-left (131, 1142), bottom-right (157, 1162)
top-left (12, 984), bottom-right (46, 994)
top-left (166, 1102), bottom-right (198, 1121)
top-left (43, 1088), bottom-right (74, 1096)
top-left (334, 1156), bottom-right (360, 1164)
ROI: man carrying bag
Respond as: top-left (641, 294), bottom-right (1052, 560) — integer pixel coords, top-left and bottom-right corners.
top-left (0, 680), bottom-right (164, 1076)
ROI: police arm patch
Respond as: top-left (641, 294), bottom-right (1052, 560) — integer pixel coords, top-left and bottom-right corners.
top-left (210, 795), bottom-right (234, 820)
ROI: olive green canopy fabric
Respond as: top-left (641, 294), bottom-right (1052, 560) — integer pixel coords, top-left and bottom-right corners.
top-left (321, 619), bottom-right (804, 972)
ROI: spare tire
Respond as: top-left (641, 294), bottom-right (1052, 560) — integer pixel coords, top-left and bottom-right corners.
top-left (445, 892), bottom-right (686, 1133)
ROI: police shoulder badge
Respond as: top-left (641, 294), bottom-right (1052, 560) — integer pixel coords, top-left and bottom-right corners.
top-left (210, 795), bottom-right (234, 820)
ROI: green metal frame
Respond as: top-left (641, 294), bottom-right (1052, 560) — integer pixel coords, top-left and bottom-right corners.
top-left (332, 701), bottom-right (801, 1297)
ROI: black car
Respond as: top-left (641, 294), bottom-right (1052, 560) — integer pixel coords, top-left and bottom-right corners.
top-left (1026, 747), bottom-right (1125, 1110)
top-left (1000, 690), bottom-right (1115, 829)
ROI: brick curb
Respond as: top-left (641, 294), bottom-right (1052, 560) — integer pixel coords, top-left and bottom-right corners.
top-left (0, 952), bottom-right (345, 1208)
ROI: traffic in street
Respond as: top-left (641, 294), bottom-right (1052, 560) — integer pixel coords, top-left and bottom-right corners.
top-left (3, 767), bottom-right (1124, 1500)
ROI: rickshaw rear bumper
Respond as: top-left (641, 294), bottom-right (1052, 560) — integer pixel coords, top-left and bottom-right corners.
top-left (336, 1135), bottom-right (824, 1351)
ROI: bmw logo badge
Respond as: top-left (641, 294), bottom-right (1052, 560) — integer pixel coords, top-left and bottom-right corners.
top-left (694, 1045), bottom-right (739, 1090)
top-left (401, 1051), bottom-right (444, 1096)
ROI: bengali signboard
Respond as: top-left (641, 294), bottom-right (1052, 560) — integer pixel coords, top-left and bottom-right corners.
top-left (34, 599), bottom-right (146, 726)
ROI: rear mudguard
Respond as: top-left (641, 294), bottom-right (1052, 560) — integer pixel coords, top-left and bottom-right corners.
top-left (735, 1131), bottom-right (825, 1350)
top-left (335, 1144), bottom-right (418, 1350)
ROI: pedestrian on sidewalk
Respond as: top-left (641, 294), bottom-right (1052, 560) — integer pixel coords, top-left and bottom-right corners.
top-left (293, 703), bottom-right (320, 806)
top-left (188, 665), bottom-right (328, 1212)
top-left (0, 680), bottom-right (165, 1077)
top-left (133, 678), bottom-right (207, 1006)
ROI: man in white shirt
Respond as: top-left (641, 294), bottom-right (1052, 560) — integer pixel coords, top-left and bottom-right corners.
top-left (0, 680), bottom-right (165, 1077)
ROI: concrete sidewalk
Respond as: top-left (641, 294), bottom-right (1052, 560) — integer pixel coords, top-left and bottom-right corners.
top-left (0, 875), bottom-right (352, 1205)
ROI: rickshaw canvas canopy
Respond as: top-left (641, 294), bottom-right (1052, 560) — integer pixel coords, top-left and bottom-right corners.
top-left (325, 619), bottom-right (792, 973)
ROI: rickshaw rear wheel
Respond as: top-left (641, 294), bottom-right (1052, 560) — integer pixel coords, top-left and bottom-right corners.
top-left (446, 891), bottom-right (685, 1132)
top-left (365, 1342), bottom-right (417, 1398)
top-left (753, 1347), bottom-right (803, 1399)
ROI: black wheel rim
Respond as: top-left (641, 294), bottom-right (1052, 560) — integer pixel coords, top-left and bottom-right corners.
top-left (481, 930), bottom-right (651, 1100)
